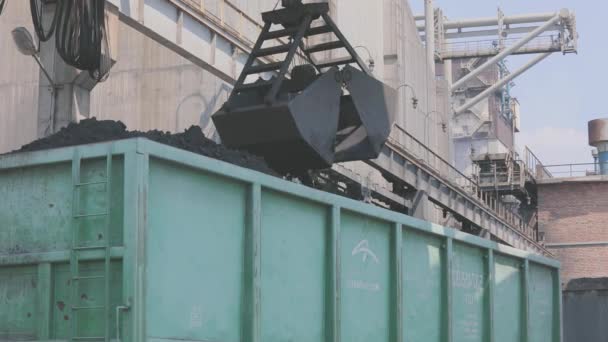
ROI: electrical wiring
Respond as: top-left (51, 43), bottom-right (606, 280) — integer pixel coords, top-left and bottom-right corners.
top-left (30, 0), bottom-right (58, 42)
top-left (0, 0), bottom-right (7, 16)
top-left (54, 0), bottom-right (110, 81)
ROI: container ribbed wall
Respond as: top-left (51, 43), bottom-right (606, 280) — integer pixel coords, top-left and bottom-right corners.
top-left (0, 139), bottom-right (562, 341)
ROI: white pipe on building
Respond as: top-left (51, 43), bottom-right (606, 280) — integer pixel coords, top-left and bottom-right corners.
top-left (416, 11), bottom-right (558, 31)
top-left (451, 14), bottom-right (561, 91)
top-left (453, 52), bottom-right (552, 114)
top-left (440, 25), bottom-right (559, 40)
top-left (425, 0), bottom-right (435, 75)
top-left (444, 60), bottom-right (453, 89)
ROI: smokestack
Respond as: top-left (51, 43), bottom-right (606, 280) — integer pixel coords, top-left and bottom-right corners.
top-left (588, 118), bottom-right (608, 175)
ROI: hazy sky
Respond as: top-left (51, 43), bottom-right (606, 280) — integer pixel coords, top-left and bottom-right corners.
top-left (411, 0), bottom-right (606, 166)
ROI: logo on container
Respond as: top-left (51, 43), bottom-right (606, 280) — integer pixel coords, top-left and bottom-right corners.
top-left (352, 240), bottom-right (379, 264)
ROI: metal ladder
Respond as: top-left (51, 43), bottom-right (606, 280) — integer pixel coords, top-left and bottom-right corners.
top-left (70, 147), bottom-right (113, 341)
top-left (230, 2), bottom-right (369, 103)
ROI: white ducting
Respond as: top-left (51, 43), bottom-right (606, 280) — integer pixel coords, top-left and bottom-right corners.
top-left (454, 52), bottom-right (552, 115)
top-left (451, 14), bottom-right (560, 91)
top-left (424, 0), bottom-right (435, 75)
top-left (417, 11), bottom-right (559, 31)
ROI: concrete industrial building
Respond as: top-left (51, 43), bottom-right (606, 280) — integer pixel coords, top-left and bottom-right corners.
top-left (0, 0), bottom-right (580, 255)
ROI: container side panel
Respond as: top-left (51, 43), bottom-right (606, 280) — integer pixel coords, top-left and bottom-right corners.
top-left (260, 190), bottom-right (327, 342)
top-left (0, 158), bottom-right (124, 255)
top-left (0, 163), bottom-right (72, 254)
top-left (340, 211), bottom-right (391, 342)
top-left (494, 254), bottom-right (523, 342)
top-left (452, 242), bottom-right (488, 342)
top-left (51, 262), bottom-right (123, 339)
top-left (0, 266), bottom-right (38, 340)
top-left (146, 159), bottom-right (247, 342)
top-left (563, 288), bottom-right (608, 342)
top-left (403, 230), bottom-right (446, 342)
top-left (529, 264), bottom-right (556, 342)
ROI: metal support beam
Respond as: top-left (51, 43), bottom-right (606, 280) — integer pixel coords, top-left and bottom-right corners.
top-left (416, 12), bottom-right (558, 31)
top-left (454, 52), bottom-right (551, 114)
top-left (425, 0), bottom-right (435, 74)
top-left (408, 190), bottom-right (429, 220)
top-left (451, 14), bottom-right (561, 91)
top-left (421, 25), bottom-right (561, 41)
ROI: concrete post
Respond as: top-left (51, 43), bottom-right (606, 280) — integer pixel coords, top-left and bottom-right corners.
top-left (35, 1), bottom-right (117, 137)
top-left (424, 0), bottom-right (435, 75)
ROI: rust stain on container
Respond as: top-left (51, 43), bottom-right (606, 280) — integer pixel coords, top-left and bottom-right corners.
top-left (56, 301), bottom-right (65, 311)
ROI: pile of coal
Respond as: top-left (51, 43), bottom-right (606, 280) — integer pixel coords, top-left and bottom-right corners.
top-left (17, 118), bottom-right (278, 176)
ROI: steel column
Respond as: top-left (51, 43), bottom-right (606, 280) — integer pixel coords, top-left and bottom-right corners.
top-left (424, 0), bottom-right (435, 74)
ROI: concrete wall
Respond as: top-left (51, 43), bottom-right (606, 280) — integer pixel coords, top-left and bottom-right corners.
top-left (538, 179), bottom-right (608, 284)
top-left (90, 21), bottom-right (230, 139)
top-left (383, 0), bottom-right (450, 161)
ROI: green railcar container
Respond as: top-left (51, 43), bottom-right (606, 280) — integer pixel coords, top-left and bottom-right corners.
top-left (0, 138), bottom-right (562, 342)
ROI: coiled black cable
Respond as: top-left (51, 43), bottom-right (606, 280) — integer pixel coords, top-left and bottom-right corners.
top-left (55, 0), bottom-right (110, 81)
top-left (30, 0), bottom-right (58, 42)
top-left (0, 0), bottom-right (7, 16)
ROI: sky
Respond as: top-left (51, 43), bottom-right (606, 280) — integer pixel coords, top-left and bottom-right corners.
top-left (411, 0), bottom-right (607, 165)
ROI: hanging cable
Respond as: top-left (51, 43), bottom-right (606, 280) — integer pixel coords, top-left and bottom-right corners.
top-left (92, 9), bottom-right (112, 82)
top-left (0, 0), bottom-right (7, 16)
top-left (30, 0), bottom-right (58, 42)
top-left (55, 0), bottom-right (110, 81)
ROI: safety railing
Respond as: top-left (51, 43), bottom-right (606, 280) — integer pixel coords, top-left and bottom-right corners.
top-left (523, 146), bottom-right (552, 180)
top-left (441, 35), bottom-right (561, 58)
top-left (542, 163), bottom-right (600, 178)
top-left (390, 125), bottom-right (537, 240)
top-left (391, 125), bottom-right (478, 194)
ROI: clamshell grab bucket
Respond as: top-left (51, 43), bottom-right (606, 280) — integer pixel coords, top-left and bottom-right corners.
top-left (335, 65), bottom-right (397, 163)
top-left (213, 68), bottom-right (342, 172)
top-left (212, 0), bottom-right (397, 172)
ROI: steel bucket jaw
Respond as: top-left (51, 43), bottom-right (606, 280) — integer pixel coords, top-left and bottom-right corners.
top-left (334, 65), bottom-right (398, 162)
top-left (212, 68), bottom-right (342, 172)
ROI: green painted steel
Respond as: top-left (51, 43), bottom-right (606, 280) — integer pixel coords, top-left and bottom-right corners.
top-left (0, 138), bottom-right (563, 342)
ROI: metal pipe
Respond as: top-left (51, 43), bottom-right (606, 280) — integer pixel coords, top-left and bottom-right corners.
top-left (417, 12), bottom-right (558, 31)
top-left (424, 0), bottom-right (435, 75)
top-left (454, 52), bottom-right (552, 114)
top-left (432, 25), bottom-right (560, 40)
top-left (588, 119), bottom-right (608, 175)
top-left (32, 55), bottom-right (56, 88)
top-left (444, 59), bottom-right (453, 88)
top-left (451, 15), bottom-right (560, 91)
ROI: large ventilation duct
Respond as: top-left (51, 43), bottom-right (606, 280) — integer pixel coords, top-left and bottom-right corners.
top-left (589, 118), bottom-right (608, 175)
